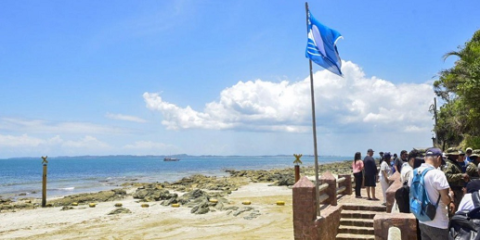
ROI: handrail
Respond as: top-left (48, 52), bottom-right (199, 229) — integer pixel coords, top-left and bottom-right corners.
top-left (319, 193), bottom-right (329, 204)
top-left (318, 183), bottom-right (329, 192)
top-left (316, 174), bottom-right (353, 206)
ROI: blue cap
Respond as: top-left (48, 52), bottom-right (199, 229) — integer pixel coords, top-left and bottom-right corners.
top-left (384, 152), bottom-right (391, 158)
top-left (426, 148), bottom-right (443, 156)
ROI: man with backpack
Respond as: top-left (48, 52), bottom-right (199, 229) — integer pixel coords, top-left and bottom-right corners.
top-left (410, 148), bottom-right (455, 240)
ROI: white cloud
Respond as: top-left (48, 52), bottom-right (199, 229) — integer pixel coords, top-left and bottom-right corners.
top-left (144, 61), bottom-right (435, 134)
top-left (105, 112), bottom-right (147, 123)
top-left (0, 134), bottom-right (45, 147)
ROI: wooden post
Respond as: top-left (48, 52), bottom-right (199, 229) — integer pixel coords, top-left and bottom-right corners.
top-left (41, 156), bottom-right (48, 207)
top-left (293, 154), bottom-right (303, 183)
top-left (295, 165), bottom-right (300, 182)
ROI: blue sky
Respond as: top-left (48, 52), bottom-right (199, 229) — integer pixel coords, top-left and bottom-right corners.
top-left (1, 0), bottom-right (479, 158)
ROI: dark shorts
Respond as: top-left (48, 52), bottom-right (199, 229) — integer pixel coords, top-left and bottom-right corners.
top-left (364, 174), bottom-right (376, 187)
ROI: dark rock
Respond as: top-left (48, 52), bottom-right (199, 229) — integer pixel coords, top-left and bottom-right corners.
top-left (108, 207), bottom-right (132, 215)
top-left (133, 189), bottom-right (175, 202)
top-left (61, 206), bottom-right (74, 211)
top-left (161, 197), bottom-right (178, 206)
top-left (179, 189), bottom-right (208, 205)
top-left (191, 202), bottom-right (209, 214)
top-left (50, 189), bottom-right (127, 206)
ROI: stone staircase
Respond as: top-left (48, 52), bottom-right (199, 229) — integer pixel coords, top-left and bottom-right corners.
top-left (335, 204), bottom-right (386, 240)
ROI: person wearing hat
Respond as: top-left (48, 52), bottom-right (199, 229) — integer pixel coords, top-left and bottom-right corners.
top-left (466, 150), bottom-right (480, 178)
top-left (466, 147), bottom-right (473, 163)
top-left (363, 148), bottom-right (379, 200)
top-left (416, 148), bottom-right (454, 240)
top-left (443, 148), bottom-right (470, 211)
top-left (458, 150), bottom-right (467, 171)
top-left (471, 149), bottom-right (480, 164)
top-left (378, 151), bottom-right (385, 166)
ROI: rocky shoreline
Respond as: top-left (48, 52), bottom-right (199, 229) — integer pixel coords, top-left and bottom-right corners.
top-left (0, 160), bottom-right (352, 215)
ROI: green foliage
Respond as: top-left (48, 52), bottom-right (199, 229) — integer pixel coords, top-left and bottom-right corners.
top-left (461, 135), bottom-right (480, 150)
top-left (434, 30), bottom-right (480, 148)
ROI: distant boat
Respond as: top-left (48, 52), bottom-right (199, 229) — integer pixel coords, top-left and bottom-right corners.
top-left (164, 157), bottom-right (180, 161)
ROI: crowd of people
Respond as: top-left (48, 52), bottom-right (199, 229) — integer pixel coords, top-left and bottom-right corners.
top-left (351, 147), bottom-right (480, 240)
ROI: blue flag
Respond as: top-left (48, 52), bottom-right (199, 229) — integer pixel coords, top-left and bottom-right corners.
top-left (305, 10), bottom-right (343, 76)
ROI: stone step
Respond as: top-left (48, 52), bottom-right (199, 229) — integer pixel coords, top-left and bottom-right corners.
top-left (336, 233), bottom-right (375, 240)
top-left (341, 210), bottom-right (378, 220)
top-left (340, 218), bottom-right (374, 228)
top-left (342, 203), bottom-right (386, 212)
top-left (338, 225), bottom-right (374, 235)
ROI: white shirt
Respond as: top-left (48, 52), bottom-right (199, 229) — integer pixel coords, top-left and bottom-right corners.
top-left (416, 163), bottom-right (450, 229)
top-left (457, 191), bottom-right (480, 213)
top-left (400, 162), bottom-right (413, 186)
top-left (379, 161), bottom-right (391, 181)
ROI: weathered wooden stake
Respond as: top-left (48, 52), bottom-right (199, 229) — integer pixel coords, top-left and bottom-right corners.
top-left (293, 154), bottom-right (303, 183)
top-left (41, 156), bottom-right (48, 207)
top-left (295, 165), bottom-right (300, 182)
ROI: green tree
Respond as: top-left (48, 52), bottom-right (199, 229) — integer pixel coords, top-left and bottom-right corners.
top-left (433, 30), bottom-right (480, 149)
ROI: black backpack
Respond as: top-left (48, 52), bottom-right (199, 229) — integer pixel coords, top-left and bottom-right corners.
top-left (395, 181), bottom-right (410, 213)
top-left (449, 191), bottom-right (480, 240)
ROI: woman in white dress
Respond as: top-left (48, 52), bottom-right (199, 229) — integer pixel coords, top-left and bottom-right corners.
top-left (379, 152), bottom-right (392, 205)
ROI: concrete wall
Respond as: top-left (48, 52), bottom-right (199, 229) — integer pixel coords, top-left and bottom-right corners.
top-left (293, 177), bottom-right (320, 240)
top-left (292, 176), bottom-right (343, 240)
top-left (386, 172), bottom-right (402, 213)
top-left (317, 205), bottom-right (342, 240)
top-left (374, 213), bottom-right (417, 240)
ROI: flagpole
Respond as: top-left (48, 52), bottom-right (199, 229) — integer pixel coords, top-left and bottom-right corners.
top-left (305, 2), bottom-right (321, 216)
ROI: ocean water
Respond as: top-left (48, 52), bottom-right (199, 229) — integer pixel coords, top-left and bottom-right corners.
top-left (0, 155), bottom-right (348, 199)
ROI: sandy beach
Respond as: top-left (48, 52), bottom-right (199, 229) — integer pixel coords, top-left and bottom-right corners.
top-left (0, 182), bottom-right (293, 240)
top-left (0, 161), bottom-right (355, 240)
